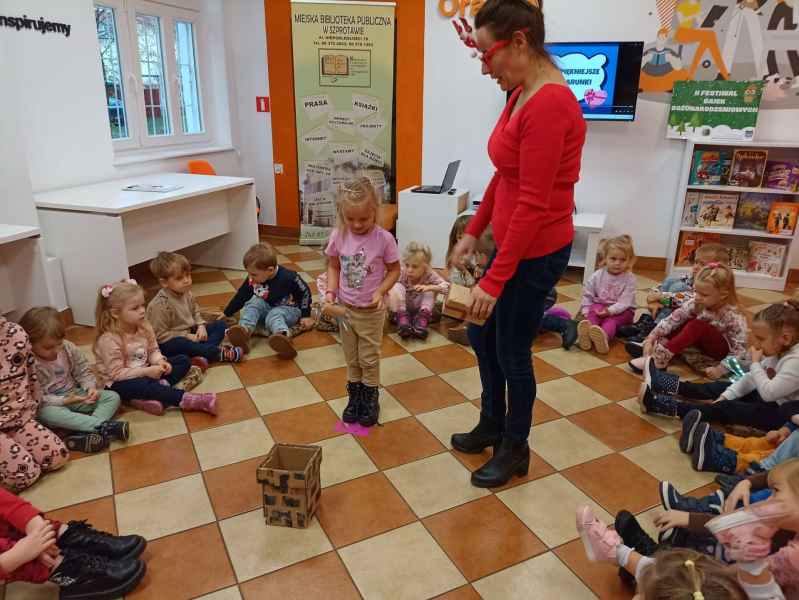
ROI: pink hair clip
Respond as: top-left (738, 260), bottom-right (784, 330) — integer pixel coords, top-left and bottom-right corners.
top-left (705, 262), bottom-right (720, 268)
top-left (100, 279), bottom-right (138, 298)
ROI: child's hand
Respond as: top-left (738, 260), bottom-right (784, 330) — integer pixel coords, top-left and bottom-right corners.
top-left (647, 291), bottom-right (663, 304)
top-left (196, 325), bottom-right (208, 342)
top-left (145, 365), bottom-right (164, 379)
top-left (159, 360), bottom-right (172, 376)
top-left (185, 333), bottom-right (198, 342)
top-left (16, 520), bottom-right (57, 564)
top-left (653, 510), bottom-right (690, 531)
top-left (705, 365), bottom-right (727, 380)
top-left (412, 285), bottom-right (430, 293)
top-left (750, 347), bottom-right (764, 364)
top-left (300, 317), bottom-right (315, 329)
top-left (596, 307), bottom-right (609, 318)
top-left (766, 427), bottom-right (790, 445)
top-left (724, 480), bottom-right (752, 514)
top-left (82, 388), bottom-right (99, 405)
top-left (647, 301), bottom-right (662, 317)
top-left (643, 337), bottom-right (655, 356)
top-left (371, 291), bottom-right (384, 310)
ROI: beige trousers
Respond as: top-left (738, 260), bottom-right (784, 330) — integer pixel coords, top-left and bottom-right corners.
top-left (341, 305), bottom-right (385, 387)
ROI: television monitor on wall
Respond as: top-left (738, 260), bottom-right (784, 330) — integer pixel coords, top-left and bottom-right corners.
top-left (509, 41), bottom-right (644, 122)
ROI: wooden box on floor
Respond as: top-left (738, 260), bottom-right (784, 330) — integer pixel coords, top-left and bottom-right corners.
top-left (257, 444), bottom-right (322, 528)
top-left (442, 283), bottom-right (486, 326)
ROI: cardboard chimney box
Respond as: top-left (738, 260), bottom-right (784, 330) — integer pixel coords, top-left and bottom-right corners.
top-left (257, 444), bottom-right (322, 528)
top-left (442, 283), bottom-right (486, 326)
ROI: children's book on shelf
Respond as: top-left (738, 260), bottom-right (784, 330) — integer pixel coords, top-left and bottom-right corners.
top-left (766, 201), bottom-right (799, 236)
top-left (689, 150), bottom-right (725, 185)
top-left (681, 191), bottom-right (701, 226)
top-left (747, 241), bottom-right (786, 277)
top-left (719, 151), bottom-right (734, 185)
top-left (728, 149), bottom-right (769, 188)
top-left (734, 193), bottom-right (772, 231)
top-left (764, 161), bottom-right (799, 192)
top-left (726, 240), bottom-right (750, 271)
top-left (696, 193), bottom-right (738, 229)
top-left (676, 232), bottom-right (721, 266)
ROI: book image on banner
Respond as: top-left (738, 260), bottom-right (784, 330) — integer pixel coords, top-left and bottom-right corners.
top-left (747, 241), bottom-right (786, 277)
top-left (291, 1), bottom-right (396, 244)
top-left (734, 193), bottom-right (772, 231)
top-left (676, 231), bottom-right (721, 266)
top-left (728, 149), bottom-right (769, 188)
top-left (696, 193), bottom-right (738, 229)
top-left (767, 202), bottom-right (799, 236)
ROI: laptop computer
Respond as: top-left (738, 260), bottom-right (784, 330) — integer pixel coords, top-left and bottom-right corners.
top-left (411, 160), bottom-right (460, 194)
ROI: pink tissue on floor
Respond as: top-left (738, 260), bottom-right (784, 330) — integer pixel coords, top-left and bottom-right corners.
top-left (335, 421), bottom-right (371, 436)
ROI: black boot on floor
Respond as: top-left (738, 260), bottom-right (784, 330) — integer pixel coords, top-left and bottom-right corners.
top-left (471, 437), bottom-right (530, 488)
top-left (358, 385), bottom-right (380, 427)
top-left (451, 414), bottom-right (503, 454)
top-left (50, 550), bottom-right (146, 600)
top-left (97, 420), bottom-right (130, 442)
top-left (560, 319), bottom-right (578, 350)
top-left (342, 381), bottom-right (363, 424)
top-left (58, 520), bottom-right (146, 560)
top-left (615, 510), bottom-right (658, 556)
top-left (65, 432), bottom-right (108, 453)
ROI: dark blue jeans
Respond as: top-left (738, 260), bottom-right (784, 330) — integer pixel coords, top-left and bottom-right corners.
top-left (109, 355), bottom-right (191, 407)
top-left (468, 244), bottom-right (571, 441)
top-left (159, 320), bottom-right (226, 362)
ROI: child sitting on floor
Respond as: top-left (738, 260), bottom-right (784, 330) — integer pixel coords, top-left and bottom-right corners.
top-left (631, 262), bottom-right (748, 379)
top-left (388, 242), bottom-right (450, 340)
top-left (19, 307), bottom-right (128, 454)
top-left (225, 243), bottom-right (314, 359)
top-left (93, 279), bottom-right (217, 416)
top-left (146, 251), bottom-right (243, 368)
top-left (0, 487), bottom-right (146, 599)
top-left (578, 235), bottom-right (638, 354)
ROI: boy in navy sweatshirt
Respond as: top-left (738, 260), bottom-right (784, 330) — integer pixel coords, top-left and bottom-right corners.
top-left (225, 243), bottom-right (313, 359)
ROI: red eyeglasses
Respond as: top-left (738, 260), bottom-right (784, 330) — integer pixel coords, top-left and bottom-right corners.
top-left (479, 28), bottom-right (531, 68)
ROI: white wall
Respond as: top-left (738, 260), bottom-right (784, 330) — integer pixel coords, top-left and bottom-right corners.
top-left (0, 0), bottom-right (241, 192)
top-left (223, 0), bottom-right (277, 225)
top-left (422, 0), bottom-right (799, 265)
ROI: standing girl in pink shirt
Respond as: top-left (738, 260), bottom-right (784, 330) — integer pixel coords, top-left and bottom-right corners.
top-left (578, 235), bottom-right (638, 354)
top-left (325, 178), bottom-right (400, 428)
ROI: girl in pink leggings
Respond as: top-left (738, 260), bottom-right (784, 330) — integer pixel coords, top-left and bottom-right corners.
top-left (578, 235), bottom-right (637, 354)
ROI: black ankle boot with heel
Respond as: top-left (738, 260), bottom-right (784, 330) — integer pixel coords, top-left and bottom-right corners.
top-left (471, 437), bottom-right (530, 488)
top-left (342, 381), bottom-right (363, 424)
top-left (451, 414), bottom-right (503, 454)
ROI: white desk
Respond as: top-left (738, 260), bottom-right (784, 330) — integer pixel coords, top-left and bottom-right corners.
top-left (34, 173), bottom-right (257, 325)
top-left (571, 212), bottom-right (607, 285)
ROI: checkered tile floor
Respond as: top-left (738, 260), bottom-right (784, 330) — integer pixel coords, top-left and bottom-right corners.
top-left (4, 235), bottom-right (794, 600)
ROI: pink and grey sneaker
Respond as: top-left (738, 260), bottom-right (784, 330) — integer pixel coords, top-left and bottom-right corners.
top-left (179, 392), bottom-right (217, 415)
top-left (576, 505), bottom-right (622, 563)
top-left (396, 311), bottom-right (412, 339)
top-left (706, 500), bottom-right (790, 564)
top-left (412, 309), bottom-right (431, 340)
top-left (191, 357), bottom-right (209, 372)
top-left (130, 399), bottom-right (165, 416)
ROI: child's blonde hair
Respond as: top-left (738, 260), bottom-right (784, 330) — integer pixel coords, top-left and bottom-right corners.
top-left (94, 280), bottom-right (144, 341)
top-left (754, 300), bottom-right (799, 347)
top-left (694, 262), bottom-right (738, 307)
top-left (150, 251), bottom-right (191, 280)
top-left (598, 235), bottom-right (636, 270)
top-left (336, 177), bottom-right (380, 235)
top-left (19, 307), bottom-right (65, 344)
top-left (243, 243), bottom-right (277, 270)
top-left (403, 242), bottom-right (432, 265)
top-left (694, 242), bottom-right (729, 265)
top-left (638, 549), bottom-right (746, 599)
top-left (770, 457), bottom-right (799, 500)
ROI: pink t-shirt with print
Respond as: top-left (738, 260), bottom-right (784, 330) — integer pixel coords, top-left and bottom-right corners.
top-left (325, 226), bottom-right (400, 307)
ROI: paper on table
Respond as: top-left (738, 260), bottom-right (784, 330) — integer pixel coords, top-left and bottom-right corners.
top-left (122, 184), bottom-right (183, 193)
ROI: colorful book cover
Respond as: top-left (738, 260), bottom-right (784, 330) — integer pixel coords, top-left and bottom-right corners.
top-left (676, 232), bottom-right (721, 266)
top-left (747, 241), bottom-right (786, 277)
top-left (689, 150), bottom-right (724, 185)
top-left (767, 201), bottom-right (799, 236)
top-left (727, 242), bottom-right (749, 271)
top-left (696, 193), bottom-right (738, 229)
top-left (719, 150), bottom-right (734, 185)
top-left (682, 191), bottom-right (701, 226)
top-left (764, 161), bottom-right (799, 192)
top-left (734, 193), bottom-right (772, 231)
top-left (728, 149), bottom-right (769, 188)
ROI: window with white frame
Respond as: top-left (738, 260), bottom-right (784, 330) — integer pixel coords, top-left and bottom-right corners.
top-left (94, 0), bottom-right (209, 151)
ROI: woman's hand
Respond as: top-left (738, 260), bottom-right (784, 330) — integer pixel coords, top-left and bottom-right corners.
top-left (653, 509), bottom-right (690, 531)
top-left (450, 234), bottom-right (477, 269)
top-left (470, 285), bottom-right (497, 321)
top-left (724, 480), bottom-right (752, 514)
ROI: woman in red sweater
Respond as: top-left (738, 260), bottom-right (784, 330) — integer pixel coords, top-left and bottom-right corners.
top-left (450, 0), bottom-right (586, 488)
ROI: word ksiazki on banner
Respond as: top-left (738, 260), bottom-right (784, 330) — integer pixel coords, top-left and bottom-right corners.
top-left (437, 0), bottom-right (538, 18)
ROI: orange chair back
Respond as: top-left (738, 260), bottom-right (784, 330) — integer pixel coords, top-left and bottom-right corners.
top-left (188, 160), bottom-right (216, 176)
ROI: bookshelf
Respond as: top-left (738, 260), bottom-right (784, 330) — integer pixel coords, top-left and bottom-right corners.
top-left (667, 140), bottom-right (799, 291)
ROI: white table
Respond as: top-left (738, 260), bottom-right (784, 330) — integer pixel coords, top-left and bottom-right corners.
top-left (34, 173), bottom-right (257, 325)
top-left (0, 224), bottom-right (43, 315)
top-left (571, 212), bottom-right (607, 285)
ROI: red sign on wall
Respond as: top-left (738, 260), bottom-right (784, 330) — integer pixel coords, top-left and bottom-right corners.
top-left (256, 96), bottom-right (270, 112)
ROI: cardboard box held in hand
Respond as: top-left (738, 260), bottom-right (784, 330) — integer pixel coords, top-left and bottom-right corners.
top-left (443, 283), bottom-right (486, 326)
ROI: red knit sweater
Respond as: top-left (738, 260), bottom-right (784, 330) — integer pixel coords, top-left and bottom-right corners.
top-left (466, 84), bottom-right (586, 298)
